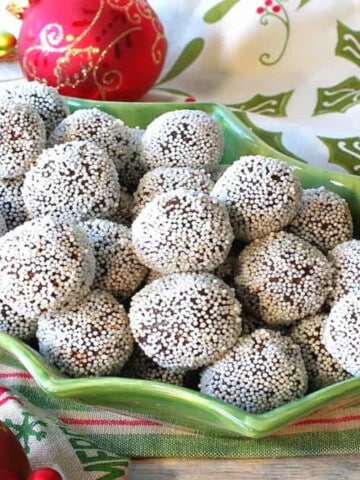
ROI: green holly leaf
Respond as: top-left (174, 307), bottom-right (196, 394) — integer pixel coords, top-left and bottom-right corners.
top-left (335, 21), bottom-right (360, 67)
top-left (233, 111), bottom-right (305, 162)
top-left (156, 38), bottom-right (205, 85)
top-left (298, 0), bottom-right (311, 8)
top-left (313, 77), bottom-right (360, 116)
top-left (229, 90), bottom-right (293, 117)
top-left (319, 136), bottom-right (360, 174)
top-left (203, 0), bottom-right (240, 23)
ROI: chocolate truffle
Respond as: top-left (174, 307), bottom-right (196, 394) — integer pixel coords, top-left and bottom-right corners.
top-left (0, 100), bottom-right (46, 179)
top-left (235, 231), bottom-right (331, 325)
top-left (132, 166), bottom-right (214, 216)
top-left (323, 292), bottom-right (360, 377)
top-left (22, 140), bottom-right (120, 222)
top-left (0, 177), bottom-right (29, 230)
top-left (141, 109), bottom-right (224, 170)
top-left (0, 80), bottom-right (69, 137)
top-left (82, 219), bottom-right (147, 299)
top-left (211, 155), bottom-right (302, 242)
top-left (288, 187), bottom-right (353, 252)
top-left (132, 189), bottom-right (234, 274)
top-left (327, 240), bottom-right (360, 305)
top-left (0, 216), bottom-right (95, 317)
top-left (290, 313), bottom-right (352, 390)
top-left (129, 273), bottom-right (242, 369)
top-left (37, 290), bottom-right (133, 378)
top-left (200, 329), bottom-right (307, 413)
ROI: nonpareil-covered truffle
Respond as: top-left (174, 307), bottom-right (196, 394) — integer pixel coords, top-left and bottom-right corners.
top-left (323, 292), bottom-right (360, 377)
top-left (132, 189), bottom-right (234, 274)
top-left (106, 187), bottom-right (134, 227)
top-left (132, 166), bottom-right (214, 216)
top-left (235, 231), bottom-right (331, 325)
top-left (129, 273), bottom-right (242, 370)
top-left (200, 329), bottom-right (307, 413)
top-left (290, 313), bottom-right (352, 391)
top-left (116, 127), bottom-right (147, 193)
top-left (0, 177), bottom-right (29, 230)
top-left (0, 298), bottom-right (37, 341)
top-left (22, 140), bottom-right (120, 222)
top-left (122, 345), bottom-right (187, 386)
top-left (0, 80), bottom-right (69, 137)
top-left (141, 109), bottom-right (224, 170)
top-left (49, 108), bottom-right (136, 175)
top-left (211, 156), bottom-right (302, 242)
top-left (0, 216), bottom-right (95, 317)
top-left (82, 219), bottom-right (147, 299)
top-left (37, 290), bottom-right (133, 378)
top-left (288, 187), bottom-right (353, 252)
top-left (327, 240), bottom-right (360, 306)
top-left (0, 100), bottom-right (46, 179)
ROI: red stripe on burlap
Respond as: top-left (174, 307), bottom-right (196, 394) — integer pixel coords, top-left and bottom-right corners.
top-left (0, 372), bottom-right (32, 379)
top-left (59, 417), bottom-right (161, 427)
top-left (295, 414), bottom-right (360, 427)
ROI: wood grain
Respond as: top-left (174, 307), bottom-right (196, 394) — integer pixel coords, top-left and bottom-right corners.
top-left (129, 456), bottom-right (360, 480)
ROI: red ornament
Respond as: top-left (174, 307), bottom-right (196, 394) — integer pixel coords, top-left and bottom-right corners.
top-left (256, 6), bottom-right (265, 14)
top-left (28, 468), bottom-right (62, 480)
top-left (264, 0), bottom-right (273, 6)
top-left (0, 420), bottom-right (31, 479)
top-left (17, 0), bottom-right (167, 101)
top-left (272, 4), bottom-right (281, 12)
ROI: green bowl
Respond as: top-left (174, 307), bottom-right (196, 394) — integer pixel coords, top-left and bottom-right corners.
top-left (0, 99), bottom-right (359, 439)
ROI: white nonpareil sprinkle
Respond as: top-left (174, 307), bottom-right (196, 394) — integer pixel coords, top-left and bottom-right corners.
top-left (290, 313), bottom-right (352, 391)
top-left (288, 187), bottom-right (353, 252)
top-left (0, 216), bottom-right (95, 317)
top-left (200, 329), bottom-right (308, 413)
top-left (0, 100), bottom-right (46, 179)
top-left (0, 80), bottom-right (69, 137)
top-left (82, 219), bottom-right (147, 299)
top-left (327, 239), bottom-right (360, 305)
top-left (37, 290), bottom-right (133, 378)
top-left (235, 231), bottom-right (332, 325)
top-left (323, 292), bottom-right (360, 377)
top-left (129, 273), bottom-right (242, 370)
top-left (132, 166), bottom-right (214, 217)
top-left (132, 189), bottom-right (234, 274)
top-left (211, 155), bottom-right (302, 242)
top-left (141, 109), bottom-right (224, 170)
top-left (22, 140), bottom-right (120, 222)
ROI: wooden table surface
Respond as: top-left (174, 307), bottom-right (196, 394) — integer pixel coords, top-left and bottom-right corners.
top-left (129, 456), bottom-right (360, 479)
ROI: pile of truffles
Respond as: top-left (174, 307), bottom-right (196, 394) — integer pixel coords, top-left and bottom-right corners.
top-left (0, 81), bottom-right (358, 414)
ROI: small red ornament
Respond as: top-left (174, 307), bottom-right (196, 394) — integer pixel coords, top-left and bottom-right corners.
top-left (272, 4), bottom-right (281, 12)
top-left (0, 420), bottom-right (31, 479)
top-left (16, 0), bottom-right (167, 101)
top-left (256, 6), bottom-right (265, 14)
top-left (28, 468), bottom-right (62, 480)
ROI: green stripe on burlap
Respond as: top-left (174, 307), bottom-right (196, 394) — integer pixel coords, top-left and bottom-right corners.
top-left (89, 429), bottom-right (360, 458)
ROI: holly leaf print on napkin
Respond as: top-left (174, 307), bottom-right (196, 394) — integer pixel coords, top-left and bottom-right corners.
top-left (298, 0), bottom-right (311, 9)
top-left (229, 90), bottom-right (293, 117)
top-left (156, 38), bottom-right (205, 85)
top-left (335, 21), bottom-right (360, 67)
top-left (319, 136), bottom-right (360, 173)
top-left (313, 77), bottom-right (360, 115)
top-left (203, 0), bottom-right (240, 23)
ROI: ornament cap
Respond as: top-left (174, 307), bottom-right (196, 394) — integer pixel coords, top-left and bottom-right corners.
top-left (6, 0), bottom-right (30, 19)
